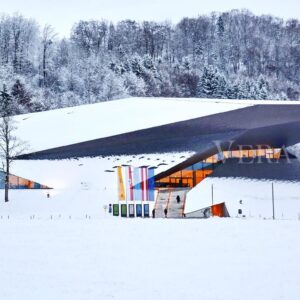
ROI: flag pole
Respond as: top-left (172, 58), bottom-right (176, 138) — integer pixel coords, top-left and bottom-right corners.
top-left (211, 183), bottom-right (214, 206)
top-left (272, 182), bottom-right (275, 220)
top-left (117, 165), bottom-right (120, 218)
top-left (132, 166), bottom-right (135, 216)
top-left (141, 167), bottom-right (143, 217)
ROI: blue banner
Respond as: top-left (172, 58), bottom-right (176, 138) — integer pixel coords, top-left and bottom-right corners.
top-left (144, 204), bottom-right (150, 217)
top-left (136, 204), bottom-right (142, 217)
top-left (133, 167), bottom-right (142, 200)
top-left (148, 168), bottom-right (155, 201)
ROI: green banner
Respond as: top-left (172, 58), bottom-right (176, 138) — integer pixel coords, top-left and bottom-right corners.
top-left (121, 204), bottom-right (127, 217)
top-left (113, 204), bottom-right (119, 216)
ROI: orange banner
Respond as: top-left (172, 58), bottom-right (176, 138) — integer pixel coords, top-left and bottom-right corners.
top-left (117, 166), bottom-right (126, 201)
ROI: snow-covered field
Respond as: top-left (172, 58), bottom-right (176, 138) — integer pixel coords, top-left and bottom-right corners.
top-left (185, 177), bottom-right (300, 219)
top-left (4, 155), bottom-right (300, 220)
top-left (4, 153), bottom-right (194, 219)
top-left (0, 218), bottom-right (299, 300)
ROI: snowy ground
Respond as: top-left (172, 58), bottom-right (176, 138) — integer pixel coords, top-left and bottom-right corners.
top-left (0, 218), bottom-right (299, 300)
top-left (3, 155), bottom-right (300, 220)
top-left (185, 177), bottom-right (300, 220)
top-left (4, 153), bottom-right (193, 219)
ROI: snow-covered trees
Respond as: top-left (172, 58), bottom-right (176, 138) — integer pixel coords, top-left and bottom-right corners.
top-left (0, 14), bottom-right (38, 74)
top-left (123, 72), bottom-right (146, 96)
top-left (197, 67), bottom-right (228, 98)
top-left (40, 25), bottom-right (57, 88)
top-left (0, 10), bottom-right (299, 115)
top-left (11, 79), bottom-right (32, 113)
top-left (0, 85), bottom-right (14, 116)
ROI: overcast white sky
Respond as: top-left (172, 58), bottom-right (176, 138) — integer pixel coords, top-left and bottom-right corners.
top-left (1, 0), bottom-right (299, 37)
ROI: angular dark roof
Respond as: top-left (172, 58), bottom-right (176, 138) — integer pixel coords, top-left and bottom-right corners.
top-left (211, 158), bottom-right (300, 182)
top-left (17, 104), bottom-right (300, 164)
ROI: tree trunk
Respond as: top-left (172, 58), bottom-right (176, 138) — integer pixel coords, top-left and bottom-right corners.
top-left (5, 123), bottom-right (9, 203)
top-left (5, 161), bottom-right (9, 202)
top-left (43, 45), bottom-right (47, 87)
top-left (5, 176), bottom-right (9, 202)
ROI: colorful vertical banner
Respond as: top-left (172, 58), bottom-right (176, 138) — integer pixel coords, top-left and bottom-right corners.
top-left (113, 204), bottom-right (119, 216)
top-left (131, 167), bottom-right (156, 201)
top-left (136, 204), bottom-right (142, 217)
top-left (148, 168), bottom-right (155, 201)
top-left (117, 166), bottom-right (126, 201)
top-left (141, 167), bottom-right (148, 201)
top-left (125, 166), bottom-right (134, 201)
top-left (128, 204), bottom-right (135, 217)
top-left (128, 166), bottom-right (134, 201)
top-left (121, 204), bottom-right (127, 217)
top-left (143, 204), bottom-right (150, 217)
top-left (133, 167), bottom-right (142, 200)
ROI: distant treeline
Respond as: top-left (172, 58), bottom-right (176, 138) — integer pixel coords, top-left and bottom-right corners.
top-left (0, 10), bottom-right (299, 115)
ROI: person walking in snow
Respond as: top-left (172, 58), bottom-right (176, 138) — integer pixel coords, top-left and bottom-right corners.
top-left (164, 207), bottom-right (168, 218)
top-left (152, 208), bottom-right (155, 218)
top-left (176, 195), bottom-right (180, 204)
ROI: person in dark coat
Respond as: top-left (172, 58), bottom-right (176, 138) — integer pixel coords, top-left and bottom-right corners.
top-left (152, 208), bottom-right (155, 218)
top-left (164, 207), bottom-right (168, 218)
top-left (176, 195), bottom-right (180, 204)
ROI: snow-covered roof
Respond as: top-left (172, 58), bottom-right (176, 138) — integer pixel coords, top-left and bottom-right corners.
top-left (15, 97), bottom-right (300, 153)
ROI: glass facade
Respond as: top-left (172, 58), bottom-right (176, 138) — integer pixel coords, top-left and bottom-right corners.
top-left (156, 148), bottom-right (282, 189)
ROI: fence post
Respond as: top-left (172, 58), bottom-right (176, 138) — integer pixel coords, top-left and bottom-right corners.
top-left (272, 183), bottom-right (275, 220)
top-left (211, 184), bottom-right (214, 206)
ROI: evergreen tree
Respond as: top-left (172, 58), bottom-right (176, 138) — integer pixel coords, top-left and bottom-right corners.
top-left (11, 79), bottom-right (32, 112)
top-left (177, 71), bottom-right (199, 97)
top-left (143, 55), bottom-right (156, 71)
top-left (237, 81), bottom-right (251, 99)
top-left (0, 85), bottom-right (14, 117)
top-left (226, 84), bottom-right (240, 99)
top-left (130, 56), bottom-right (144, 77)
top-left (217, 16), bottom-right (225, 37)
top-left (197, 67), bottom-right (228, 98)
top-left (198, 67), bottom-right (217, 98)
top-left (257, 76), bottom-right (269, 100)
top-left (248, 81), bottom-right (260, 100)
top-left (181, 56), bottom-right (192, 71)
top-left (216, 75), bottom-right (228, 98)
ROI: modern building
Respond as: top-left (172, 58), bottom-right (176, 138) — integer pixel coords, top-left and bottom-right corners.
top-left (0, 171), bottom-right (50, 189)
top-left (14, 98), bottom-right (300, 219)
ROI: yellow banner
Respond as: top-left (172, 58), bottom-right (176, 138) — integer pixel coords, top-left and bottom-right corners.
top-left (117, 166), bottom-right (126, 201)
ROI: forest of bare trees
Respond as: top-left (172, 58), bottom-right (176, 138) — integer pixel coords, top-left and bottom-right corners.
top-left (0, 9), bottom-right (299, 115)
